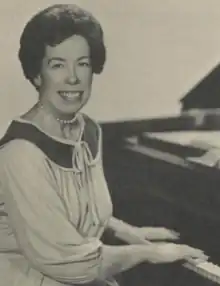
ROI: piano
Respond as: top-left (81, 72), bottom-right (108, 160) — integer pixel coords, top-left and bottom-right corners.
top-left (101, 112), bottom-right (220, 286)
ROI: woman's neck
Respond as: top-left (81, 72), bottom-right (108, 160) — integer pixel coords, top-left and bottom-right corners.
top-left (38, 102), bottom-right (77, 122)
top-left (21, 103), bottom-right (82, 141)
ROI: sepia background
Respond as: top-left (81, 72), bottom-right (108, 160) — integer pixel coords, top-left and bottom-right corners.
top-left (1, 0), bottom-right (220, 125)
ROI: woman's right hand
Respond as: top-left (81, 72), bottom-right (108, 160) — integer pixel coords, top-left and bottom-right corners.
top-left (146, 242), bottom-right (208, 264)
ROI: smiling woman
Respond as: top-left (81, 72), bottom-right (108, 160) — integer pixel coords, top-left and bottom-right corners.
top-left (18, 3), bottom-right (105, 131)
top-left (33, 35), bottom-right (93, 120)
top-left (0, 4), bottom-right (207, 286)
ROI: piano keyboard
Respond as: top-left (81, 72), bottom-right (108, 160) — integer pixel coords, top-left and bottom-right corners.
top-left (184, 259), bottom-right (220, 284)
top-left (115, 228), bottom-right (220, 284)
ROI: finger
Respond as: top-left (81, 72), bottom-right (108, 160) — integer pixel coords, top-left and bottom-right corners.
top-left (192, 253), bottom-right (209, 260)
top-left (160, 229), bottom-right (180, 240)
top-left (171, 230), bottom-right (180, 237)
top-left (183, 246), bottom-right (208, 260)
top-left (166, 231), bottom-right (180, 239)
top-left (190, 257), bottom-right (209, 265)
top-left (186, 254), bottom-right (209, 264)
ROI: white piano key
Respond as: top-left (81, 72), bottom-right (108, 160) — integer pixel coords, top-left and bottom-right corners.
top-left (198, 262), bottom-right (220, 276)
top-left (185, 260), bottom-right (220, 284)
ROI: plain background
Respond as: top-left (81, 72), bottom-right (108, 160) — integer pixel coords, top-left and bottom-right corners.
top-left (1, 0), bottom-right (220, 126)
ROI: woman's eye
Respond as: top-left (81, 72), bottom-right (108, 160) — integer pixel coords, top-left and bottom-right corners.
top-left (78, 62), bottom-right (90, 67)
top-left (51, 63), bottom-right (64, 69)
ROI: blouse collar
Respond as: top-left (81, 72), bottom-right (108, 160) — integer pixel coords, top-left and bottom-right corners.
top-left (0, 114), bottom-right (101, 169)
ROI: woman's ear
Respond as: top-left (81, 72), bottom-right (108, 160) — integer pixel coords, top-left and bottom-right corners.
top-left (33, 74), bottom-right (42, 88)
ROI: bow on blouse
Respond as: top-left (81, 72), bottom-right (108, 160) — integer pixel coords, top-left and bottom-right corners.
top-left (72, 140), bottom-right (101, 228)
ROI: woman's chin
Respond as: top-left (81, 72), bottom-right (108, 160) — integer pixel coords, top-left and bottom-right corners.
top-left (55, 104), bottom-right (84, 117)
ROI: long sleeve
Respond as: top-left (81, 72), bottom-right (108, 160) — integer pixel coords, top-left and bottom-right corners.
top-left (0, 140), bottom-right (103, 284)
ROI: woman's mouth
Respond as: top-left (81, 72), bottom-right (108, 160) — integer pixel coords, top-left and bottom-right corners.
top-left (58, 91), bottom-right (83, 101)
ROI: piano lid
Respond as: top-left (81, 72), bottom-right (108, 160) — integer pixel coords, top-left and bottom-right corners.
top-left (181, 62), bottom-right (220, 111)
top-left (101, 112), bottom-right (220, 142)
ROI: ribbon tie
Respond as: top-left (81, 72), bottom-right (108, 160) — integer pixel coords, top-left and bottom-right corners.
top-left (72, 141), bottom-right (100, 226)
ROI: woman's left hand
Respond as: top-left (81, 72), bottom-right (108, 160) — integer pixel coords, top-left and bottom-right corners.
top-left (134, 227), bottom-right (179, 241)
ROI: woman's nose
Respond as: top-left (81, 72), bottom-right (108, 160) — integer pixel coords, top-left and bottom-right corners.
top-left (66, 67), bottom-right (79, 85)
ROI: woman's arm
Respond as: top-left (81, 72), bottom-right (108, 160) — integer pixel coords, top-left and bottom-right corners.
top-left (101, 242), bottom-right (207, 279)
top-left (0, 141), bottom-right (148, 283)
top-left (0, 141), bottom-right (207, 284)
top-left (100, 244), bottom-right (154, 279)
top-left (107, 216), bottom-right (179, 242)
top-left (0, 141), bottom-right (103, 284)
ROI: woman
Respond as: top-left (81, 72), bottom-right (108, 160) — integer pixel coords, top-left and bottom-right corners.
top-left (0, 4), bottom-right (207, 286)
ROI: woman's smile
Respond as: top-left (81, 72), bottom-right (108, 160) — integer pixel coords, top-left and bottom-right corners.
top-left (58, 91), bottom-right (83, 102)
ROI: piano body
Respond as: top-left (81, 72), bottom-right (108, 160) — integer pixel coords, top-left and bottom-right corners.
top-left (101, 112), bottom-right (220, 286)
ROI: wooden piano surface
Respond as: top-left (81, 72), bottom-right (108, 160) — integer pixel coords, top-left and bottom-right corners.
top-left (101, 113), bottom-right (220, 286)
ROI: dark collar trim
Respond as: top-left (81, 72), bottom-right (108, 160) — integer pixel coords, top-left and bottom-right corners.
top-left (0, 119), bottom-right (98, 168)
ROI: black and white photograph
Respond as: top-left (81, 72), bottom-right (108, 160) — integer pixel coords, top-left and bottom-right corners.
top-left (1, 1), bottom-right (220, 285)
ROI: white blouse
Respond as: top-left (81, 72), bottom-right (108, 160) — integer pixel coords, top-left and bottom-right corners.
top-left (0, 114), bottom-right (115, 286)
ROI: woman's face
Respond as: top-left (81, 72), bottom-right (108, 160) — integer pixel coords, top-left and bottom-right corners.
top-left (35, 34), bottom-right (93, 117)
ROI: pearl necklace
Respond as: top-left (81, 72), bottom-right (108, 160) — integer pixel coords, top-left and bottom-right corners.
top-left (56, 116), bottom-right (77, 124)
top-left (38, 103), bottom-right (77, 124)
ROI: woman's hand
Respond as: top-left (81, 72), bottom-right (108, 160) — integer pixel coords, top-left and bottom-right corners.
top-left (146, 242), bottom-right (208, 264)
top-left (108, 217), bottom-right (179, 243)
top-left (135, 226), bottom-right (179, 241)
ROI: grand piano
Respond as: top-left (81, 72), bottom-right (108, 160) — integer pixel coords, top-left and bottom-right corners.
top-left (101, 112), bottom-right (220, 286)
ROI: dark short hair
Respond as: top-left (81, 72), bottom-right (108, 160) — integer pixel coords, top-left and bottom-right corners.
top-left (18, 4), bottom-right (106, 87)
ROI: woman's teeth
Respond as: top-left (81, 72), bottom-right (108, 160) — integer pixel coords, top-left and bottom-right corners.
top-left (59, 91), bottom-right (81, 100)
